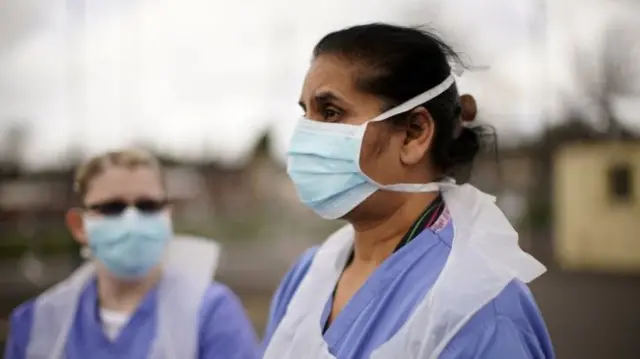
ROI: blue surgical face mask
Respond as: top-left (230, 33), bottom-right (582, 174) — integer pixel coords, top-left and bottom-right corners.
top-left (83, 207), bottom-right (173, 279)
top-left (287, 74), bottom-right (457, 219)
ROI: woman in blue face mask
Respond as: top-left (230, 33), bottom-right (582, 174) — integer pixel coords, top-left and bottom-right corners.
top-left (5, 149), bottom-right (259, 359)
top-left (263, 23), bottom-right (555, 359)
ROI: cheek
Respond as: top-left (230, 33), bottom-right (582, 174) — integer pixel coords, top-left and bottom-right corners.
top-left (359, 127), bottom-right (384, 164)
top-left (358, 125), bottom-right (402, 184)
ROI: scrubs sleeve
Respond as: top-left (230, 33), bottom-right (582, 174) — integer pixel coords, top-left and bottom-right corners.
top-left (4, 300), bottom-right (35, 359)
top-left (198, 283), bottom-right (260, 359)
top-left (439, 314), bottom-right (550, 359)
top-left (261, 247), bottom-right (318, 350)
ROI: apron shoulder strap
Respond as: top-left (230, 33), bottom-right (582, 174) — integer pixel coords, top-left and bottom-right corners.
top-left (270, 224), bottom-right (353, 338)
top-left (27, 262), bottom-right (96, 359)
top-left (314, 224), bottom-right (354, 266)
top-left (149, 235), bottom-right (221, 359)
top-left (373, 185), bottom-right (546, 359)
top-left (263, 225), bottom-right (354, 359)
top-left (167, 235), bottom-right (222, 280)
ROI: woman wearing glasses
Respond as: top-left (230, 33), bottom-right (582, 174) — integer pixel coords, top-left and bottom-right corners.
top-left (5, 149), bottom-right (259, 359)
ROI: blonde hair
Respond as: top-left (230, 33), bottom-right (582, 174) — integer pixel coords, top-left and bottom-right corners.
top-left (74, 148), bottom-right (164, 199)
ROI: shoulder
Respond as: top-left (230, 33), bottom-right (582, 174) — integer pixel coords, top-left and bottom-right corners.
top-left (198, 282), bottom-right (254, 328)
top-left (270, 246), bottom-right (318, 316)
top-left (9, 298), bottom-right (36, 326)
top-left (5, 299), bottom-right (37, 359)
top-left (9, 298), bottom-right (37, 336)
top-left (198, 282), bottom-right (259, 359)
top-left (267, 246), bottom-right (319, 323)
top-left (277, 246), bottom-right (318, 297)
top-left (200, 282), bottom-right (241, 308)
top-left (261, 246), bottom-right (318, 349)
top-left (441, 281), bottom-right (555, 358)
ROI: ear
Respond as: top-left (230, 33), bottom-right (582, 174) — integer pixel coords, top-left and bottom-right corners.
top-left (399, 106), bottom-right (435, 166)
top-left (66, 208), bottom-right (89, 246)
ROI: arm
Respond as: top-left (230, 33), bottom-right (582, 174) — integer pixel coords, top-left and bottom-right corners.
top-left (4, 301), bottom-right (35, 359)
top-left (197, 284), bottom-right (260, 359)
top-left (262, 247), bottom-right (318, 351)
top-left (439, 282), bottom-right (554, 359)
top-left (439, 315), bottom-right (550, 359)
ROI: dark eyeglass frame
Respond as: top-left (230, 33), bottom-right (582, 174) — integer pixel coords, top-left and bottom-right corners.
top-left (83, 198), bottom-right (169, 216)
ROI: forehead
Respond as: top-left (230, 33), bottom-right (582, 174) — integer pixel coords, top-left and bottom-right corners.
top-left (302, 55), bottom-right (354, 93)
top-left (84, 166), bottom-right (164, 204)
top-left (300, 55), bottom-right (377, 106)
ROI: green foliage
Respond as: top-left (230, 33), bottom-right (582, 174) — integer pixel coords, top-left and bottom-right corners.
top-left (0, 228), bottom-right (76, 260)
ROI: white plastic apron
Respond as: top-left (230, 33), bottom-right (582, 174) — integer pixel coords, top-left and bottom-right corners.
top-left (25, 235), bottom-right (221, 359)
top-left (263, 184), bottom-right (546, 359)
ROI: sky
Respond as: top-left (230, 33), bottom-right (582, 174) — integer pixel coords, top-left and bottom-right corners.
top-left (0, 0), bottom-right (638, 169)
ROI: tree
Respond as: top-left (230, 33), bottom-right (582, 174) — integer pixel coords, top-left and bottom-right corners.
top-left (574, 14), bottom-right (640, 138)
top-left (251, 127), bottom-right (274, 161)
top-left (0, 119), bottom-right (29, 175)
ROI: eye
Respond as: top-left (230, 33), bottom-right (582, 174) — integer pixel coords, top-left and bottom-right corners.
top-left (322, 107), bottom-right (342, 122)
top-left (86, 200), bottom-right (128, 216)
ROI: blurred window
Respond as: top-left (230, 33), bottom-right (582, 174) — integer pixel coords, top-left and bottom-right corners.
top-left (608, 164), bottom-right (633, 202)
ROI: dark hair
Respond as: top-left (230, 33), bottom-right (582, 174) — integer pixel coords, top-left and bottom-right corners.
top-left (313, 23), bottom-right (490, 181)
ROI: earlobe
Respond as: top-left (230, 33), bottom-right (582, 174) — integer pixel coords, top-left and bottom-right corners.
top-left (66, 208), bottom-right (89, 246)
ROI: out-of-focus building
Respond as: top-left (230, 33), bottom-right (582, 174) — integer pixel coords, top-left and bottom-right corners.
top-left (246, 131), bottom-right (301, 210)
top-left (470, 147), bottom-right (540, 251)
top-left (0, 131), bottom-right (302, 241)
top-left (472, 147), bottom-right (538, 200)
top-left (0, 170), bottom-right (74, 232)
top-left (554, 140), bottom-right (640, 273)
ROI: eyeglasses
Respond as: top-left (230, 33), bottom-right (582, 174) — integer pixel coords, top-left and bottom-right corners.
top-left (84, 198), bottom-right (169, 216)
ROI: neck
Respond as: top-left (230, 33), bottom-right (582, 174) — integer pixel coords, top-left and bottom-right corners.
top-left (350, 192), bottom-right (438, 268)
top-left (96, 266), bottom-right (162, 314)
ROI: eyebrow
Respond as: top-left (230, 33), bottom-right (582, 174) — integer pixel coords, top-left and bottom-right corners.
top-left (298, 91), bottom-right (347, 111)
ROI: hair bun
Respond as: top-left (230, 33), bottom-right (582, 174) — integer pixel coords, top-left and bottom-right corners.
top-left (460, 94), bottom-right (477, 123)
top-left (444, 126), bottom-right (481, 182)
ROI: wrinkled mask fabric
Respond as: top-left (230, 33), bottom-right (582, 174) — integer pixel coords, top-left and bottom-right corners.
top-left (287, 75), bottom-right (456, 219)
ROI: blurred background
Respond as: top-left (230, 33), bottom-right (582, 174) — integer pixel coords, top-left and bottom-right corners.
top-left (0, 0), bottom-right (639, 358)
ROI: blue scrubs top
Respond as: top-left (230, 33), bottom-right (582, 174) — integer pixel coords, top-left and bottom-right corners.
top-left (263, 221), bottom-right (555, 358)
top-left (5, 280), bottom-right (259, 359)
